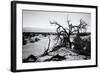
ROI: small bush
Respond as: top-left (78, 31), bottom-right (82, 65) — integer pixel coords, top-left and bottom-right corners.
top-left (35, 38), bottom-right (40, 42)
top-left (23, 40), bottom-right (27, 45)
top-left (23, 36), bottom-right (27, 45)
top-left (30, 38), bottom-right (40, 43)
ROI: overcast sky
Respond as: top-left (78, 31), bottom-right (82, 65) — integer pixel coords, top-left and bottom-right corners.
top-left (23, 10), bottom-right (91, 32)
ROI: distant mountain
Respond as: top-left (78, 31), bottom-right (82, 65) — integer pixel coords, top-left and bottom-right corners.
top-left (23, 27), bottom-right (56, 33)
top-left (23, 27), bottom-right (91, 36)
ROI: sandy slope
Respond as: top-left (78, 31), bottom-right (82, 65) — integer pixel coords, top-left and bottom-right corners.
top-left (23, 35), bottom-right (87, 62)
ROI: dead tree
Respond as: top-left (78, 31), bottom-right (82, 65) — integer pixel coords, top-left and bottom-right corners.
top-left (50, 17), bottom-right (88, 49)
top-left (50, 17), bottom-right (73, 48)
top-left (40, 18), bottom-right (88, 56)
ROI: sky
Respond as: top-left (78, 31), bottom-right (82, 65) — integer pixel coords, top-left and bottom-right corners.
top-left (23, 10), bottom-right (91, 32)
